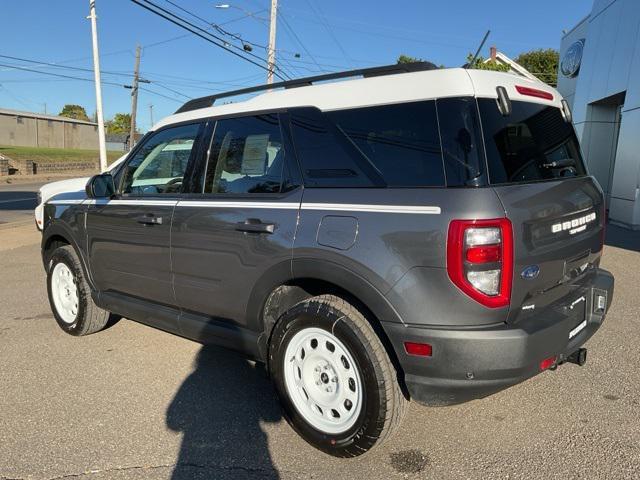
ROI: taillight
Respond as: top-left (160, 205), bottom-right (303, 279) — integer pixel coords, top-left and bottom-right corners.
top-left (447, 218), bottom-right (513, 308)
top-left (515, 85), bottom-right (554, 101)
top-left (404, 342), bottom-right (433, 357)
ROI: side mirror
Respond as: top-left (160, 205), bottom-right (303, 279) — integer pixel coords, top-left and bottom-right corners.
top-left (86, 173), bottom-right (115, 199)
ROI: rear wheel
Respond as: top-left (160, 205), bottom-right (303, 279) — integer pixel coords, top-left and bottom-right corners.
top-left (269, 295), bottom-right (407, 457)
top-left (47, 245), bottom-right (110, 336)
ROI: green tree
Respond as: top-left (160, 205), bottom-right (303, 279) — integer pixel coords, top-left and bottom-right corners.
top-left (397, 54), bottom-right (424, 64)
top-left (59, 104), bottom-right (90, 122)
top-left (514, 48), bottom-right (559, 87)
top-left (105, 113), bottom-right (132, 134)
top-left (397, 54), bottom-right (440, 69)
top-left (466, 53), bottom-right (511, 72)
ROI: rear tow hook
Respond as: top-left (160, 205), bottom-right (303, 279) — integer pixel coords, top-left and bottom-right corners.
top-left (566, 348), bottom-right (588, 367)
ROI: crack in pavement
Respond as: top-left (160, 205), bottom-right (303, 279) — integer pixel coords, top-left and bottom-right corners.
top-left (3, 462), bottom-right (297, 480)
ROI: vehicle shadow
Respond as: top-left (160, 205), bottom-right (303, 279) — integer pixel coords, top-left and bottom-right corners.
top-left (605, 223), bottom-right (640, 253)
top-left (166, 344), bottom-right (282, 479)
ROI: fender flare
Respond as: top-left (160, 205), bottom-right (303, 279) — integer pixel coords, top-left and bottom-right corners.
top-left (291, 257), bottom-right (405, 326)
top-left (249, 257), bottom-right (405, 361)
top-left (41, 221), bottom-right (96, 291)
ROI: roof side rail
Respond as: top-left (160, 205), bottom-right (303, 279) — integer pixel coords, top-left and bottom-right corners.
top-left (174, 61), bottom-right (438, 114)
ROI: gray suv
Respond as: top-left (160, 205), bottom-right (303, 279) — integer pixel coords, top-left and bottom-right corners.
top-left (42, 64), bottom-right (614, 457)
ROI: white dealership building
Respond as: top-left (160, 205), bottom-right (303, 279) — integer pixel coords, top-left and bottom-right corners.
top-left (558, 0), bottom-right (640, 229)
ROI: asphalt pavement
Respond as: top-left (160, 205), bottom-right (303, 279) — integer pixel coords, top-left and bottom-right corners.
top-left (0, 181), bottom-right (42, 226)
top-left (0, 223), bottom-right (639, 479)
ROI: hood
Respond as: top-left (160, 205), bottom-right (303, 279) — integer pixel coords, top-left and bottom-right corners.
top-left (39, 177), bottom-right (90, 204)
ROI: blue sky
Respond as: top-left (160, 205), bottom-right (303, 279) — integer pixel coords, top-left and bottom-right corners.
top-left (0, 0), bottom-right (590, 132)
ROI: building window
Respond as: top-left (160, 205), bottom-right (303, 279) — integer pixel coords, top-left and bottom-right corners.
top-left (16, 116), bottom-right (23, 124)
top-left (73, 123), bottom-right (78, 130)
top-left (48, 120), bottom-right (53, 127)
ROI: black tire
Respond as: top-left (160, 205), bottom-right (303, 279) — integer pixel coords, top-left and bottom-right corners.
top-left (269, 294), bottom-right (408, 457)
top-left (46, 245), bottom-right (110, 336)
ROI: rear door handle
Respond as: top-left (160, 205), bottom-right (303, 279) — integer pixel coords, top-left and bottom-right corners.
top-left (235, 218), bottom-right (275, 234)
top-left (135, 214), bottom-right (163, 225)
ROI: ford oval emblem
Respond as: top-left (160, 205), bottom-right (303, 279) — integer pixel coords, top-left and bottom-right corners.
top-left (521, 265), bottom-right (540, 280)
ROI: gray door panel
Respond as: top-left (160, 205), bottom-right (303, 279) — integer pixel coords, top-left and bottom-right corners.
top-left (171, 191), bottom-right (302, 330)
top-left (86, 199), bottom-right (176, 305)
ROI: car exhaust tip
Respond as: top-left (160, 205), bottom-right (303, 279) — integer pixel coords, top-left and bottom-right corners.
top-left (567, 348), bottom-right (587, 367)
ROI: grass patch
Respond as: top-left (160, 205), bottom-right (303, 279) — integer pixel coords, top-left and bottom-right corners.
top-left (0, 145), bottom-right (123, 165)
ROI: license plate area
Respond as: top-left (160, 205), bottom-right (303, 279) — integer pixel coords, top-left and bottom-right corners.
top-left (568, 295), bottom-right (587, 339)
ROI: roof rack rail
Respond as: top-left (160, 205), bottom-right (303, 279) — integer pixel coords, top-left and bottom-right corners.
top-left (174, 61), bottom-right (438, 114)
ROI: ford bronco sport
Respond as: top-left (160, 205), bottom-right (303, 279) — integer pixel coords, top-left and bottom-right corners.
top-left (41, 63), bottom-right (614, 457)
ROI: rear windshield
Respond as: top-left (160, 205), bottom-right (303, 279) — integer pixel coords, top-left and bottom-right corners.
top-left (478, 99), bottom-right (586, 185)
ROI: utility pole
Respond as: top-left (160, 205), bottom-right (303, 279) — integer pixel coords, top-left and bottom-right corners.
top-left (149, 103), bottom-right (154, 127)
top-left (267, 0), bottom-right (277, 84)
top-left (128, 45), bottom-right (141, 151)
top-left (88, 0), bottom-right (108, 172)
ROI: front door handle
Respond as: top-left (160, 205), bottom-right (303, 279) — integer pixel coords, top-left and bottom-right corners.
top-left (235, 218), bottom-right (275, 234)
top-left (135, 214), bottom-right (163, 225)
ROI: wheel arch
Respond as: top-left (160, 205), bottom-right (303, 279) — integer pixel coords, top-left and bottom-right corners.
top-left (251, 259), bottom-right (407, 393)
top-left (41, 223), bottom-right (95, 291)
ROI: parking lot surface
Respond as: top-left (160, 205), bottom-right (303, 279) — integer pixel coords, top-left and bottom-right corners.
top-left (0, 225), bottom-right (639, 479)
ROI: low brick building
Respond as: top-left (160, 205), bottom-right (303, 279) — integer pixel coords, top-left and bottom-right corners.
top-left (0, 108), bottom-right (98, 150)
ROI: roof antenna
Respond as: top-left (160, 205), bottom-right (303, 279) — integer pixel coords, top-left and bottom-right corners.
top-left (465, 30), bottom-right (491, 68)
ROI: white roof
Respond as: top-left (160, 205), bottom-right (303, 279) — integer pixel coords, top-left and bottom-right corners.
top-left (0, 107), bottom-right (97, 125)
top-left (153, 68), bottom-right (562, 131)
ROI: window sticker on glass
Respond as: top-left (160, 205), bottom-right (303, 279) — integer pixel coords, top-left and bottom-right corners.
top-left (241, 134), bottom-right (270, 175)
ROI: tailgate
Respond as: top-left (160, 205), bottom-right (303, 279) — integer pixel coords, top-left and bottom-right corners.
top-left (492, 176), bottom-right (605, 320)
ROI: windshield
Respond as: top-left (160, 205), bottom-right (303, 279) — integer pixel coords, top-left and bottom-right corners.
top-left (478, 99), bottom-right (586, 185)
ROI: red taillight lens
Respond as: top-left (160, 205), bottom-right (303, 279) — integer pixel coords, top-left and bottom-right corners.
top-left (447, 218), bottom-right (513, 308)
top-left (515, 85), bottom-right (554, 101)
top-left (404, 342), bottom-right (432, 357)
top-left (539, 355), bottom-right (557, 371)
top-left (466, 244), bottom-right (501, 263)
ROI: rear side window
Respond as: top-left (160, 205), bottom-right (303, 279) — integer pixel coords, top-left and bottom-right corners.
top-left (289, 102), bottom-right (445, 188)
top-left (204, 114), bottom-right (285, 194)
top-left (289, 108), bottom-right (378, 188)
top-left (327, 101), bottom-right (444, 187)
top-left (478, 99), bottom-right (586, 185)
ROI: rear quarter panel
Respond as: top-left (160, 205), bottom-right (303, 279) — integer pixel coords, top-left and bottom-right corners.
top-left (293, 188), bottom-right (508, 326)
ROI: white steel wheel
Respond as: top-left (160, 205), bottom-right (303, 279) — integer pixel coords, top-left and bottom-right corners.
top-left (283, 327), bottom-right (363, 434)
top-left (50, 262), bottom-right (79, 324)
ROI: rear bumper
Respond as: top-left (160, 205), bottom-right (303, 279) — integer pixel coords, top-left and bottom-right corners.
top-left (383, 268), bottom-right (614, 406)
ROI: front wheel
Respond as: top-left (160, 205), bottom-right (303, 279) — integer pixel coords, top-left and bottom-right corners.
top-left (47, 245), bottom-right (110, 336)
top-left (269, 295), bottom-right (407, 457)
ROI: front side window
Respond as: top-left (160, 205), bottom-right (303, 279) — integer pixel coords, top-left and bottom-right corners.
top-left (204, 114), bottom-right (285, 194)
top-left (121, 123), bottom-right (202, 196)
top-left (479, 99), bottom-right (586, 185)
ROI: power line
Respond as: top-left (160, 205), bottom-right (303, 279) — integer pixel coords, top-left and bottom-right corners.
top-left (303, 0), bottom-right (353, 68)
top-left (0, 62), bottom-right (125, 87)
top-left (278, 9), bottom-right (322, 72)
top-left (139, 86), bottom-right (184, 103)
top-left (165, 0), bottom-right (298, 80)
top-left (0, 61), bottom-right (184, 104)
top-left (0, 53), bottom-right (136, 79)
top-left (151, 81), bottom-right (192, 99)
top-left (130, 0), bottom-right (289, 80)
